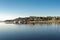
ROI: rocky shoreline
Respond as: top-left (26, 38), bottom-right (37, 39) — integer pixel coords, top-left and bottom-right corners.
top-left (4, 16), bottom-right (60, 24)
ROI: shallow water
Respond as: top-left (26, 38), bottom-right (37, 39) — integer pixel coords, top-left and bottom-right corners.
top-left (0, 22), bottom-right (60, 40)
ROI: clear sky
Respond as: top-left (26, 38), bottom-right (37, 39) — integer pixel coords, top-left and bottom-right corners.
top-left (0, 0), bottom-right (60, 20)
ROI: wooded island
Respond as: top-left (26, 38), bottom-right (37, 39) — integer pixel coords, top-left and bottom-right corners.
top-left (4, 16), bottom-right (60, 24)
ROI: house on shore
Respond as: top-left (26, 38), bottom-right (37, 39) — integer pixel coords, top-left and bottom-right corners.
top-left (5, 17), bottom-right (28, 24)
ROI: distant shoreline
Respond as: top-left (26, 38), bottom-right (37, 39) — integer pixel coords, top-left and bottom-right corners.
top-left (4, 16), bottom-right (60, 24)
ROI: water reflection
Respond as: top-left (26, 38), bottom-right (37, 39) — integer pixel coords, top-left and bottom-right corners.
top-left (0, 22), bottom-right (60, 40)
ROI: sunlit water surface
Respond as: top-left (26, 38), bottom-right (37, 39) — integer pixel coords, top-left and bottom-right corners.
top-left (0, 22), bottom-right (60, 40)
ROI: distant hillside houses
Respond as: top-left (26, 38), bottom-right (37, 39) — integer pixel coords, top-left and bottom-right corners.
top-left (5, 16), bottom-right (60, 24)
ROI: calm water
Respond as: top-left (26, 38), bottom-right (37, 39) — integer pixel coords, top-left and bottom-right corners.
top-left (0, 22), bottom-right (60, 40)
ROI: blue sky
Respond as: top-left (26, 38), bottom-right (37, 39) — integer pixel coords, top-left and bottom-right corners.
top-left (0, 0), bottom-right (60, 20)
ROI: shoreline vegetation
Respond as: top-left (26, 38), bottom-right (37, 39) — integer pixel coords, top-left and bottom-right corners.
top-left (4, 16), bottom-right (60, 24)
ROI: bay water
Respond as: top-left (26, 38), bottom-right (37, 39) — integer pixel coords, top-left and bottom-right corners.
top-left (0, 22), bottom-right (60, 40)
